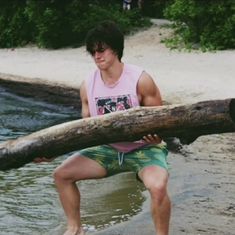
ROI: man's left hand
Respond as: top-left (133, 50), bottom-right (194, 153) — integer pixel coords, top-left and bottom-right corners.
top-left (143, 134), bottom-right (162, 144)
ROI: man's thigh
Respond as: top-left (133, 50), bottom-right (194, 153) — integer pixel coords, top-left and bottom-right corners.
top-left (58, 152), bottom-right (107, 180)
top-left (79, 145), bottom-right (129, 176)
top-left (124, 144), bottom-right (169, 180)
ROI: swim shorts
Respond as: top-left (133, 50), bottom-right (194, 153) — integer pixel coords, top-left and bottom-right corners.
top-left (79, 143), bottom-right (168, 177)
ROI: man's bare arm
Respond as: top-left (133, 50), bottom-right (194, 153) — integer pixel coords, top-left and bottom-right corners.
top-left (80, 81), bottom-right (90, 118)
top-left (137, 72), bottom-right (163, 143)
top-left (137, 71), bottom-right (162, 106)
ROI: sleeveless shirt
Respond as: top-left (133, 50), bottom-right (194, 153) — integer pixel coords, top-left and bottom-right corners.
top-left (85, 63), bottom-right (147, 153)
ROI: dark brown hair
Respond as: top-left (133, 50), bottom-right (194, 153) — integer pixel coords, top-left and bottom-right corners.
top-left (85, 21), bottom-right (124, 61)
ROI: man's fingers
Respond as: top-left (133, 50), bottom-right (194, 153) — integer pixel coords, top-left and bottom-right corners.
top-left (143, 134), bottom-right (161, 143)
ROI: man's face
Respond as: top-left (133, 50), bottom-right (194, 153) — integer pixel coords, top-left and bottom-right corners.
top-left (91, 43), bottom-right (118, 70)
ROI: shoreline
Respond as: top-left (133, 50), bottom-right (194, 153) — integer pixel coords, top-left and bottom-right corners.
top-left (0, 24), bottom-right (234, 235)
top-left (1, 24), bottom-right (234, 105)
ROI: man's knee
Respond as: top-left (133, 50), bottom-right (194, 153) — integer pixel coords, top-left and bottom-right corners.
top-left (53, 165), bottom-right (75, 184)
top-left (139, 166), bottom-right (169, 199)
top-left (53, 166), bottom-right (64, 182)
top-left (148, 180), bottom-right (168, 203)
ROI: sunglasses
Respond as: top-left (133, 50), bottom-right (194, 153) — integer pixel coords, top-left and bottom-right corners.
top-left (90, 44), bottom-right (109, 55)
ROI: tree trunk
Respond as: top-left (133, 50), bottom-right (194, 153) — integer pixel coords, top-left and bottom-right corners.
top-left (0, 98), bottom-right (235, 171)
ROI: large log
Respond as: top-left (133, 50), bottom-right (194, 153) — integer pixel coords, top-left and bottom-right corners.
top-left (0, 98), bottom-right (235, 171)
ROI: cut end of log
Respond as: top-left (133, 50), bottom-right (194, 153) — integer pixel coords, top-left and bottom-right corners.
top-left (230, 99), bottom-right (235, 123)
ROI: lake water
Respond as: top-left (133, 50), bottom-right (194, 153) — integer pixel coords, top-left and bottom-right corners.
top-left (0, 86), bottom-right (145, 235)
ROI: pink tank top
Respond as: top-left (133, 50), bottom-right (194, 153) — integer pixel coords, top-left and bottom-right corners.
top-left (86, 64), bottom-right (148, 153)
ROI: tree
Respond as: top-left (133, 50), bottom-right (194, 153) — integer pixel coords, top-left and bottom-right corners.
top-left (164, 0), bottom-right (235, 50)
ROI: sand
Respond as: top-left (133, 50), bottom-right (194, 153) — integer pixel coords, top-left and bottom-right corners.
top-left (0, 23), bottom-right (234, 234)
top-left (0, 24), bottom-right (234, 104)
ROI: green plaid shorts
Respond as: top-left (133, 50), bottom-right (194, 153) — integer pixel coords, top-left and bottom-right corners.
top-left (79, 143), bottom-right (168, 177)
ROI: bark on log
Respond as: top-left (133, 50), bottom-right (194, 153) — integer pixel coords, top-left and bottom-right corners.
top-left (0, 98), bottom-right (235, 171)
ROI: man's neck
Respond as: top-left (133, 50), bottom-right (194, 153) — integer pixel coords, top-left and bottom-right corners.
top-left (101, 61), bottom-right (124, 85)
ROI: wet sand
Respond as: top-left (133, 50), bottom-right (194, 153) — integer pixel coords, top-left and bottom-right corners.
top-left (0, 23), bottom-right (235, 234)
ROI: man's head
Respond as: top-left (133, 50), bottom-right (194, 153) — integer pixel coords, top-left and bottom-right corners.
top-left (85, 21), bottom-right (124, 61)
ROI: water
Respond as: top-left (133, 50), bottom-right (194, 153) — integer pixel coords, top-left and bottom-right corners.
top-left (0, 86), bottom-right (145, 235)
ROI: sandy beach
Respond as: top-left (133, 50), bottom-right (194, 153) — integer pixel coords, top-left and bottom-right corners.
top-left (0, 24), bottom-right (234, 104)
top-left (0, 23), bottom-right (235, 235)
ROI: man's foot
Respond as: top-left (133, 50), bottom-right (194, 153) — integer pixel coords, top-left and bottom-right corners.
top-left (63, 227), bottom-right (85, 235)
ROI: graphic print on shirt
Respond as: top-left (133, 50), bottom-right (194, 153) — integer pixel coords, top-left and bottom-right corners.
top-left (95, 94), bottom-right (133, 115)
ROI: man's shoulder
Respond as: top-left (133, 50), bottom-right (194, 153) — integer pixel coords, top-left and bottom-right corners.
top-left (125, 63), bottom-right (143, 72)
top-left (87, 68), bottom-right (99, 78)
top-left (124, 64), bottom-right (144, 79)
top-left (85, 68), bottom-right (99, 84)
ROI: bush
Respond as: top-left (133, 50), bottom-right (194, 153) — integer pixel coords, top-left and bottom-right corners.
top-left (67, 2), bottom-right (150, 47)
top-left (0, 0), bottom-right (151, 49)
top-left (164, 0), bottom-right (235, 50)
top-left (141, 0), bottom-right (171, 18)
top-left (25, 1), bottom-right (74, 48)
top-left (0, 1), bottom-right (33, 48)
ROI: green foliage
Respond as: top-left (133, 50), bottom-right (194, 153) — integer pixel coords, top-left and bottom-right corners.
top-left (0, 0), bottom-right (33, 48)
top-left (67, 2), bottom-right (150, 47)
top-left (164, 0), bottom-right (235, 50)
top-left (0, 0), bottom-right (150, 49)
top-left (141, 0), bottom-right (171, 18)
top-left (25, 1), bottom-right (73, 48)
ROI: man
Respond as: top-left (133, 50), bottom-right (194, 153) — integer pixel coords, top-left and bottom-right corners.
top-left (53, 21), bottom-right (171, 235)
top-left (123, 0), bottom-right (132, 10)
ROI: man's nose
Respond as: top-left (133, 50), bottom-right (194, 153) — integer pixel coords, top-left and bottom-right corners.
top-left (94, 51), bottom-right (101, 58)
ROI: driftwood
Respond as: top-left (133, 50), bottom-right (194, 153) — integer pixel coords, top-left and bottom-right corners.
top-left (0, 98), bottom-right (235, 171)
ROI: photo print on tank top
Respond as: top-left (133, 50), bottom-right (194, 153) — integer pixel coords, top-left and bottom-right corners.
top-left (95, 94), bottom-right (133, 115)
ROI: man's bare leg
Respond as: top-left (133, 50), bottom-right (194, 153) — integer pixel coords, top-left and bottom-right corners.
top-left (150, 190), bottom-right (171, 235)
top-left (139, 165), bottom-right (171, 235)
top-left (54, 155), bottom-right (107, 235)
